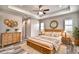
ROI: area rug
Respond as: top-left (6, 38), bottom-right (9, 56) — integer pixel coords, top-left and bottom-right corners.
top-left (0, 45), bottom-right (29, 54)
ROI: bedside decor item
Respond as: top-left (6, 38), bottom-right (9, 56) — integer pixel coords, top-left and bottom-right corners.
top-left (15, 29), bottom-right (18, 32)
top-left (50, 20), bottom-right (58, 29)
top-left (73, 27), bottom-right (79, 46)
top-left (6, 29), bottom-right (10, 32)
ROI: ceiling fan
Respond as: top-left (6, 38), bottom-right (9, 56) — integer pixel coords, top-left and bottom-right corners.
top-left (33, 5), bottom-right (49, 15)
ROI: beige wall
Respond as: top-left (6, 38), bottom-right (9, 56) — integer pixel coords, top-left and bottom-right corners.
top-left (40, 12), bottom-right (79, 30)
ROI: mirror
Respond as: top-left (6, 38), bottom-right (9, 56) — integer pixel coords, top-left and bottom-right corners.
top-left (50, 20), bottom-right (58, 29)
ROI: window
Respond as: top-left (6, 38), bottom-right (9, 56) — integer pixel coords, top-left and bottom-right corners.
top-left (65, 19), bottom-right (73, 32)
top-left (40, 23), bottom-right (44, 31)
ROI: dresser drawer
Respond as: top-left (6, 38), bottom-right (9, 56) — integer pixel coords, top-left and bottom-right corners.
top-left (1, 32), bottom-right (21, 47)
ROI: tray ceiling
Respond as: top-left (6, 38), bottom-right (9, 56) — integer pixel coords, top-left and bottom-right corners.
top-left (0, 5), bottom-right (79, 19)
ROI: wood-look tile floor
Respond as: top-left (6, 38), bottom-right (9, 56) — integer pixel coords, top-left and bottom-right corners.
top-left (20, 42), bottom-right (70, 54)
top-left (20, 42), bottom-right (79, 54)
top-left (0, 41), bottom-right (79, 54)
top-left (20, 42), bottom-right (42, 54)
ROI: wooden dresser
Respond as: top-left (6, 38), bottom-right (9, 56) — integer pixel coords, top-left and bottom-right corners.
top-left (1, 32), bottom-right (21, 47)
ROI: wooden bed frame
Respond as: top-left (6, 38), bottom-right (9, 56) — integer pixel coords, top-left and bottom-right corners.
top-left (27, 39), bottom-right (56, 54)
top-left (44, 29), bottom-right (64, 36)
top-left (27, 29), bottom-right (64, 54)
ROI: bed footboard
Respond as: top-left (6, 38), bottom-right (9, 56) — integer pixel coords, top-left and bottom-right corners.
top-left (27, 40), bottom-right (56, 54)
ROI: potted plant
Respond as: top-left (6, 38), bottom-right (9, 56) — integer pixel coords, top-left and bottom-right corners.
top-left (73, 27), bottom-right (79, 46)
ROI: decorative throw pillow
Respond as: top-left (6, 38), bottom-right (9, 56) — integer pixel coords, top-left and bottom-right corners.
top-left (44, 32), bottom-right (52, 36)
top-left (52, 32), bottom-right (61, 37)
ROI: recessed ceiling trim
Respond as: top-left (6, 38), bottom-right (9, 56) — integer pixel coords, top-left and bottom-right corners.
top-left (7, 5), bottom-right (79, 20)
top-left (8, 6), bottom-right (40, 19)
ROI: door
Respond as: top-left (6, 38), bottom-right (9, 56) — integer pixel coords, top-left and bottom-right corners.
top-left (22, 20), bottom-right (27, 41)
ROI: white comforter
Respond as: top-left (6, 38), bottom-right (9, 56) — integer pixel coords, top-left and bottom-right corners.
top-left (29, 35), bottom-right (62, 51)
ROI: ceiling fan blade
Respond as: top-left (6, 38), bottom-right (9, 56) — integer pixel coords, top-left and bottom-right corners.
top-left (39, 5), bottom-right (42, 9)
top-left (44, 9), bottom-right (49, 11)
top-left (43, 11), bottom-right (46, 14)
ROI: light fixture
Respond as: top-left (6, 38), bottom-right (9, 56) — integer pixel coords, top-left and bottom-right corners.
top-left (38, 11), bottom-right (43, 15)
top-left (59, 5), bottom-right (63, 8)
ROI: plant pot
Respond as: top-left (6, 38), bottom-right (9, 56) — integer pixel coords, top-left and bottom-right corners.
top-left (74, 39), bottom-right (79, 46)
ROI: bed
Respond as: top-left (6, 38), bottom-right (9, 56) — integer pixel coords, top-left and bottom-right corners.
top-left (27, 29), bottom-right (64, 54)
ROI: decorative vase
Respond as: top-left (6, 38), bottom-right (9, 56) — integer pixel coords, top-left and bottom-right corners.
top-left (15, 29), bottom-right (18, 32)
top-left (6, 29), bottom-right (10, 32)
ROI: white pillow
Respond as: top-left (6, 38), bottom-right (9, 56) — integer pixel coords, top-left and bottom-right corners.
top-left (44, 32), bottom-right (52, 36)
top-left (52, 32), bottom-right (61, 37)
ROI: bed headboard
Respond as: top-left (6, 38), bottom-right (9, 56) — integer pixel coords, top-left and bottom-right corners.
top-left (43, 29), bottom-right (64, 36)
top-left (44, 29), bottom-right (64, 32)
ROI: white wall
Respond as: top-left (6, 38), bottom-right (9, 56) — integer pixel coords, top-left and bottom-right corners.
top-left (40, 12), bottom-right (79, 30)
top-left (31, 20), bottom-right (39, 37)
top-left (26, 19), bottom-right (31, 38)
top-left (26, 19), bottom-right (39, 38)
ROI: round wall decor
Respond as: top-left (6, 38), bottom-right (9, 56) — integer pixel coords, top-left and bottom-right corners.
top-left (50, 20), bottom-right (58, 29)
top-left (4, 19), bottom-right (18, 28)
